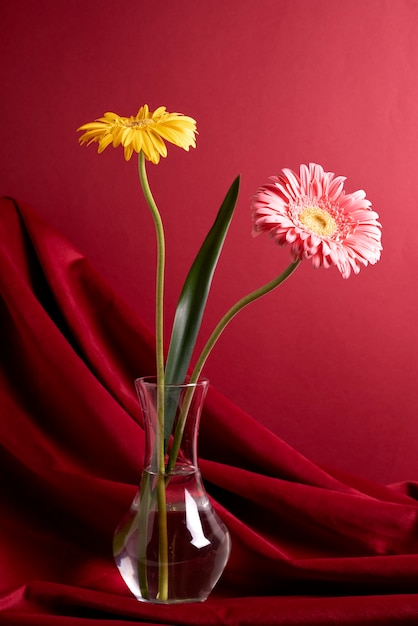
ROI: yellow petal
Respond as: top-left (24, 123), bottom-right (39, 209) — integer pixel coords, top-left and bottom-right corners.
top-left (124, 144), bottom-right (134, 161)
top-left (103, 111), bottom-right (122, 121)
top-left (154, 125), bottom-right (190, 147)
top-left (97, 133), bottom-right (114, 153)
top-left (152, 106), bottom-right (167, 119)
top-left (136, 104), bottom-right (149, 120)
top-left (121, 127), bottom-right (134, 145)
top-left (132, 129), bottom-right (143, 153)
top-left (140, 130), bottom-right (158, 162)
top-left (148, 129), bottom-right (168, 158)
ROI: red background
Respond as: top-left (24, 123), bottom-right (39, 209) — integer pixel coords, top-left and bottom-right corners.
top-left (1, 0), bottom-right (417, 485)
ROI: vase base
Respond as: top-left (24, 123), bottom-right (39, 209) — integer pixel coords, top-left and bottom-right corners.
top-left (134, 595), bottom-right (209, 605)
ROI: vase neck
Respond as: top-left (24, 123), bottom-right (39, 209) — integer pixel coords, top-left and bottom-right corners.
top-left (135, 378), bottom-right (209, 474)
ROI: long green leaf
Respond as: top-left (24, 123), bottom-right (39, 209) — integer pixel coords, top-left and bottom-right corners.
top-left (165, 175), bottom-right (240, 385)
top-left (163, 176), bottom-right (240, 445)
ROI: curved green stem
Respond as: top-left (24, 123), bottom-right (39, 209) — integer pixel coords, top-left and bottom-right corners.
top-left (191, 260), bottom-right (300, 382)
top-left (166, 260), bottom-right (301, 472)
top-left (138, 151), bottom-right (168, 600)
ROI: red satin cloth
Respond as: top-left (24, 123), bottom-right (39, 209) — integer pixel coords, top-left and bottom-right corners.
top-left (1, 196), bottom-right (418, 625)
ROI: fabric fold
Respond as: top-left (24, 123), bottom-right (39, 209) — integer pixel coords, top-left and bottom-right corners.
top-left (1, 196), bottom-right (418, 625)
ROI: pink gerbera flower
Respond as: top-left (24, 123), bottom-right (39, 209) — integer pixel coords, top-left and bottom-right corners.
top-left (251, 163), bottom-right (382, 278)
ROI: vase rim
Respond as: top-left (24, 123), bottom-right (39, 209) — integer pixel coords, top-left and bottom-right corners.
top-left (135, 375), bottom-right (209, 388)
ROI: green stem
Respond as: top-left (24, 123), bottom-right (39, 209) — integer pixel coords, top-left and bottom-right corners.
top-left (138, 151), bottom-right (168, 601)
top-left (156, 472), bottom-right (168, 600)
top-left (138, 152), bottom-right (165, 394)
top-left (191, 260), bottom-right (301, 382)
top-left (137, 472), bottom-right (150, 598)
top-left (166, 260), bottom-right (301, 472)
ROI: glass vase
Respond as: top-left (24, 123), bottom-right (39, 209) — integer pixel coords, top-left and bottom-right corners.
top-left (113, 377), bottom-right (231, 604)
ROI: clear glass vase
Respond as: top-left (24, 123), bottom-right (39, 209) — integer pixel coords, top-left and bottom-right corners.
top-left (113, 377), bottom-right (231, 604)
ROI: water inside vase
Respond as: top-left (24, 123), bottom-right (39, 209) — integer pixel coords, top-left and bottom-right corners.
top-left (114, 469), bottom-right (231, 603)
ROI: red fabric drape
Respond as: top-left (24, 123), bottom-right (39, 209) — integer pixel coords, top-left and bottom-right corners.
top-left (1, 196), bottom-right (418, 625)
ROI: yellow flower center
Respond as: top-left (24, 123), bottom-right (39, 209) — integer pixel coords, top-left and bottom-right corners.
top-left (299, 206), bottom-right (337, 237)
top-left (126, 118), bottom-right (154, 129)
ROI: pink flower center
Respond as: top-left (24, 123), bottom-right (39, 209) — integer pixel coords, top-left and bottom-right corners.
top-left (289, 195), bottom-right (355, 241)
top-left (299, 206), bottom-right (337, 237)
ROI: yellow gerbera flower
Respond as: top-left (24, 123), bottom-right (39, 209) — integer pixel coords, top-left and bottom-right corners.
top-left (77, 105), bottom-right (197, 164)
